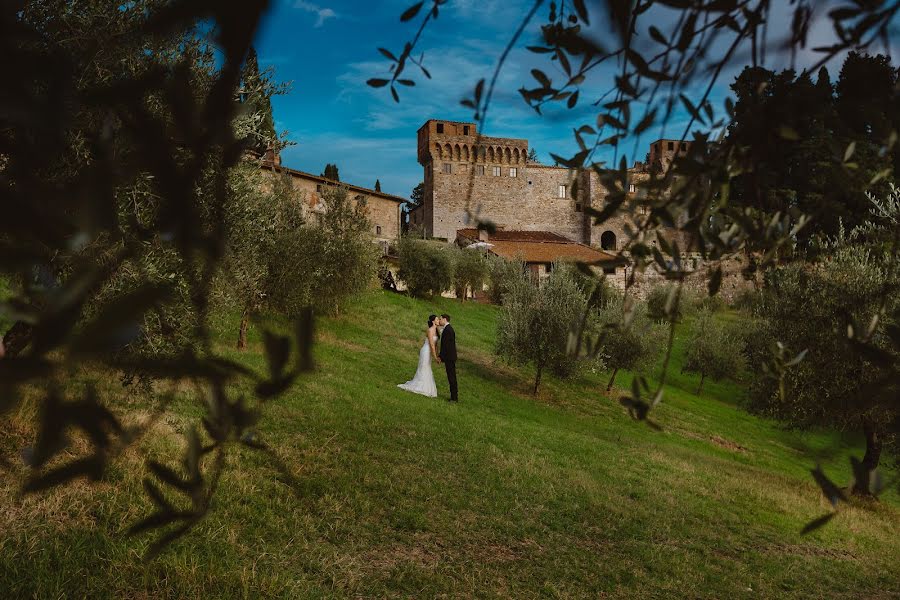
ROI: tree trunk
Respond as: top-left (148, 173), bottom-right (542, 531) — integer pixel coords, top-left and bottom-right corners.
top-left (533, 363), bottom-right (543, 395)
top-left (696, 373), bottom-right (705, 395)
top-left (237, 304), bottom-right (251, 350)
top-left (606, 368), bottom-right (619, 391)
top-left (852, 421), bottom-right (882, 496)
top-left (2, 321), bottom-right (33, 357)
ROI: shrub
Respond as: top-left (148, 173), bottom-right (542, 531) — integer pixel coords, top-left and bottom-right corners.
top-left (495, 264), bottom-right (587, 394)
top-left (749, 241), bottom-right (898, 491)
top-left (397, 237), bottom-right (454, 298)
top-left (646, 283), bottom-right (693, 322)
top-left (732, 287), bottom-right (764, 314)
top-left (682, 309), bottom-right (747, 394)
top-left (267, 187), bottom-right (378, 315)
top-left (486, 255), bottom-right (526, 304)
top-left (452, 245), bottom-right (489, 300)
top-left (592, 293), bottom-right (665, 391)
top-left (694, 292), bottom-right (727, 313)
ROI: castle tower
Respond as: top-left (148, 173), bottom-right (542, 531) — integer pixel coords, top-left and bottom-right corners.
top-left (647, 139), bottom-right (692, 173)
top-left (417, 119), bottom-right (529, 240)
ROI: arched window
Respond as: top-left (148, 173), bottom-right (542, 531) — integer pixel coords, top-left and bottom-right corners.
top-left (600, 230), bottom-right (617, 251)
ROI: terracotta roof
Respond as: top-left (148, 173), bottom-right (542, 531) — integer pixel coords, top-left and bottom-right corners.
top-left (457, 229), bottom-right (615, 265)
top-left (457, 229), bottom-right (571, 243)
top-left (260, 163), bottom-right (406, 203)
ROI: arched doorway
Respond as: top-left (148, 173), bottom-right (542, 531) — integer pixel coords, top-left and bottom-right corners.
top-left (600, 230), bottom-right (617, 251)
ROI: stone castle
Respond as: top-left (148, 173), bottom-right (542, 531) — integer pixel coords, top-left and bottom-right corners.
top-left (410, 119), bottom-right (692, 253)
top-left (409, 119), bottom-right (754, 299)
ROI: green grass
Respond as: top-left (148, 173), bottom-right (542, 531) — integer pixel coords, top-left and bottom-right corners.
top-left (2, 290), bottom-right (898, 598)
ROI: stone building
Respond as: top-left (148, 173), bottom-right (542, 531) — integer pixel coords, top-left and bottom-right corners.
top-left (415, 119), bottom-right (691, 252)
top-left (260, 152), bottom-right (404, 252)
top-left (456, 228), bottom-right (615, 281)
top-left (416, 119), bottom-right (755, 300)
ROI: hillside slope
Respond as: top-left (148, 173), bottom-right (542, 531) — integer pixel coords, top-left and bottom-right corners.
top-left (2, 290), bottom-right (898, 598)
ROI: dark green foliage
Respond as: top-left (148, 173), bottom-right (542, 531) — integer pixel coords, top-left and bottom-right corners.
top-left (322, 163), bottom-right (341, 181)
top-left (727, 55), bottom-right (897, 247)
top-left (495, 265), bottom-right (587, 394)
top-left (646, 284), bottom-right (694, 323)
top-left (0, 0), bottom-right (316, 558)
top-left (375, 179), bottom-right (382, 192)
top-left (748, 233), bottom-right (899, 484)
top-left (486, 255), bottom-right (526, 304)
top-left (527, 147), bottom-right (540, 163)
top-left (239, 46), bottom-right (277, 152)
top-left (593, 294), bottom-right (665, 391)
top-left (451, 246), bottom-right (489, 300)
top-left (397, 237), bottom-right (454, 298)
top-left (682, 310), bottom-right (747, 394)
top-left (409, 182), bottom-right (424, 206)
top-left (267, 187), bottom-right (378, 315)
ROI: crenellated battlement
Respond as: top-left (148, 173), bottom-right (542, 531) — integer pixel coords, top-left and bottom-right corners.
top-left (417, 119), bottom-right (528, 166)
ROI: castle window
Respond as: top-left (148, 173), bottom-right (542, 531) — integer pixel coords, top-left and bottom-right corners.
top-left (492, 166), bottom-right (501, 177)
top-left (600, 230), bottom-right (617, 251)
top-left (558, 184), bottom-right (567, 198)
top-left (476, 165), bottom-right (485, 176)
top-left (574, 202), bottom-right (582, 212)
top-left (509, 167), bottom-right (517, 177)
top-left (667, 141), bottom-right (674, 151)
top-left (376, 225), bottom-right (382, 235)
top-left (316, 184), bottom-right (323, 193)
top-left (680, 142), bottom-right (687, 151)
top-left (437, 123), bottom-right (444, 134)
top-left (463, 125), bottom-right (469, 135)
top-left (442, 163), bottom-right (452, 174)
top-left (628, 183), bottom-right (636, 193)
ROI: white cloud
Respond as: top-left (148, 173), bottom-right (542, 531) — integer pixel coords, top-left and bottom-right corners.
top-left (294, 0), bottom-right (337, 28)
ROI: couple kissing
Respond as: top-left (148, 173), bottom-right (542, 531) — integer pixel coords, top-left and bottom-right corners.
top-left (397, 313), bottom-right (458, 402)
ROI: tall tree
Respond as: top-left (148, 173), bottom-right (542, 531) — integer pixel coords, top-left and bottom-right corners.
top-left (496, 265), bottom-right (587, 394)
top-left (239, 46), bottom-right (277, 152)
top-left (527, 147), bottom-right (540, 163)
top-left (322, 163), bottom-right (340, 181)
top-left (726, 55), bottom-right (896, 247)
top-left (374, 179), bottom-right (381, 192)
top-left (409, 182), bottom-right (424, 207)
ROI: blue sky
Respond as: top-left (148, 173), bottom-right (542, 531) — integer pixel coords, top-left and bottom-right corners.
top-left (253, 0), bottom-right (897, 199)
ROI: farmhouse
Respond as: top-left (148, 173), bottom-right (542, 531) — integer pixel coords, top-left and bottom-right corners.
top-left (260, 151), bottom-right (404, 253)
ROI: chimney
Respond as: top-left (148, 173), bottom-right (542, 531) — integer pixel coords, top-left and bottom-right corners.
top-left (478, 229), bottom-right (489, 242)
top-left (263, 145), bottom-right (281, 167)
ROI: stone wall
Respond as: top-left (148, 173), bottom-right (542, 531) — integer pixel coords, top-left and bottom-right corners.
top-left (418, 119), bottom-right (655, 248)
top-left (605, 252), bottom-right (758, 303)
top-left (260, 166), bottom-right (402, 244)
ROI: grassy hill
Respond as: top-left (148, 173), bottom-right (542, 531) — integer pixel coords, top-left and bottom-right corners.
top-left (2, 290), bottom-right (898, 598)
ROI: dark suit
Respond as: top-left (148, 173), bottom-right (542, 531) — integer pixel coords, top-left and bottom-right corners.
top-left (439, 324), bottom-right (458, 401)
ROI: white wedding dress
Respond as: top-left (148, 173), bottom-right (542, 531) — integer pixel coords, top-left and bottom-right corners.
top-left (397, 333), bottom-right (438, 397)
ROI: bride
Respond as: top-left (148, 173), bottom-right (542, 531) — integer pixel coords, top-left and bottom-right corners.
top-left (397, 314), bottom-right (439, 397)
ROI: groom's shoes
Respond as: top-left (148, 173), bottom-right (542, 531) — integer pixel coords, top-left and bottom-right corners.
top-left (448, 397), bottom-right (458, 403)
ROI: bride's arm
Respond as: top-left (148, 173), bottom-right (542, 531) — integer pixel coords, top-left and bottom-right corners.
top-left (428, 327), bottom-right (439, 360)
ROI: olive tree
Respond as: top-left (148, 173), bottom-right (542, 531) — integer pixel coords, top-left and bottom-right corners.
top-left (496, 264), bottom-right (587, 394)
top-left (451, 245), bottom-right (489, 300)
top-left (749, 238), bottom-right (898, 494)
top-left (267, 186), bottom-right (378, 316)
top-left (486, 254), bottom-right (526, 304)
top-left (594, 294), bottom-right (665, 391)
top-left (397, 237), bottom-right (455, 298)
top-left (682, 310), bottom-right (747, 394)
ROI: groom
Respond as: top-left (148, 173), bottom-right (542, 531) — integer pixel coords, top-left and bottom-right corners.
top-left (436, 314), bottom-right (458, 402)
